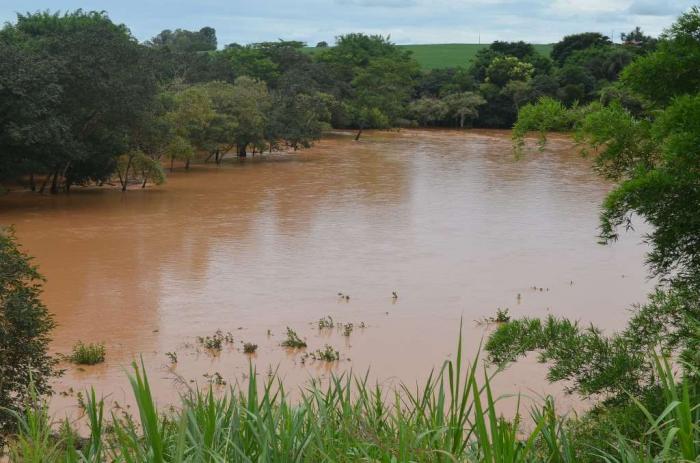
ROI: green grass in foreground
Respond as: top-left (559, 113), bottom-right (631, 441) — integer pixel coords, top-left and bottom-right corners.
top-left (6, 331), bottom-right (700, 462)
top-left (304, 43), bottom-right (554, 69)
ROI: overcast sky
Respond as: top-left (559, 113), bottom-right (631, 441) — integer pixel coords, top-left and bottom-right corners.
top-left (0, 0), bottom-right (694, 46)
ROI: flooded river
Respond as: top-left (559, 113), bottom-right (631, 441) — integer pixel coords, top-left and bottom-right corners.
top-left (0, 129), bottom-right (650, 416)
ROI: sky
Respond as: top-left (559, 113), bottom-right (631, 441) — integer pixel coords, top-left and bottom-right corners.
top-left (0, 0), bottom-right (694, 46)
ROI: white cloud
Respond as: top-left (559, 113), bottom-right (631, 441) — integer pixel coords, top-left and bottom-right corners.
top-left (551, 0), bottom-right (631, 13)
top-left (335, 0), bottom-right (417, 6)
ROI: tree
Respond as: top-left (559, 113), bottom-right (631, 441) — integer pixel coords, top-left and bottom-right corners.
top-left (551, 32), bottom-right (612, 65)
top-left (496, 7), bottom-right (700, 403)
top-left (621, 6), bottom-right (700, 106)
top-left (147, 28), bottom-right (233, 84)
top-left (316, 33), bottom-right (419, 137)
top-left (415, 67), bottom-right (474, 98)
top-left (116, 150), bottom-right (165, 190)
top-left (199, 81), bottom-right (239, 163)
top-left (269, 91), bottom-right (332, 150)
top-left (316, 41), bottom-right (328, 48)
top-left (0, 228), bottom-right (57, 437)
top-left (229, 76), bottom-right (271, 156)
top-left (485, 56), bottom-right (533, 86)
top-left (148, 27), bottom-right (217, 52)
top-left (222, 45), bottom-right (280, 84)
top-left (0, 39), bottom-right (66, 190)
top-left (408, 97), bottom-right (449, 126)
top-left (165, 85), bottom-right (215, 169)
top-left (2, 10), bottom-right (158, 192)
top-left (443, 92), bottom-right (486, 127)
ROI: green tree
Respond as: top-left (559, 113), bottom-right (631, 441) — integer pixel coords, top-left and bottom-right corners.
top-left (443, 92), bottom-right (486, 127)
top-left (0, 39), bottom-right (66, 191)
top-left (199, 81), bottom-right (239, 163)
top-left (269, 91), bottom-right (332, 150)
top-left (0, 228), bottom-right (57, 437)
top-left (165, 85), bottom-right (215, 169)
top-left (551, 32), bottom-right (612, 65)
top-left (495, 7), bottom-right (700, 404)
top-left (622, 6), bottom-right (700, 106)
top-left (316, 33), bottom-right (419, 137)
top-left (408, 97), bottom-right (449, 126)
top-left (2, 10), bottom-right (158, 192)
top-left (485, 56), bottom-right (533, 86)
top-left (229, 76), bottom-right (271, 156)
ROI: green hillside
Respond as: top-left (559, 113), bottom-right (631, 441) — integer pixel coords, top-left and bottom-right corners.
top-left (304, 43), bottom-right (554, 70)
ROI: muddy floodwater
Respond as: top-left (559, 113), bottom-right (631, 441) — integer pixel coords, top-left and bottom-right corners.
top-left (0, 129), bottom-right (650, 416)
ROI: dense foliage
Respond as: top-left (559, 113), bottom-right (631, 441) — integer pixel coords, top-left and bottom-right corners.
top-left (0, 228), bottom-right (57, 439)
top-left (490, 6), bottom-right (700, 458)
top-left (0, 8), bottom-right (654, 192)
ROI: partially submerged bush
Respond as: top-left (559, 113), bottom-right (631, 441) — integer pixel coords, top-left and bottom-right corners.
top-left (243, 342), bottom-right (258, 354)
top-left (197, 330), bottom-right (234, 351)
top-left (281, 327), bottom-right (306, 348)
top-left (310, 345), bottom-right (339, 362)
top-left (70, 342), bottom-right (106, 365)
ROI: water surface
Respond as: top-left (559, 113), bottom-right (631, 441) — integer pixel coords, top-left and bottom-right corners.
top-left (0, 129), bottom-right (650, 414)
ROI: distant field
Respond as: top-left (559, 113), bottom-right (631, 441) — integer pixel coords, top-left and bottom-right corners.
top-left (303, 43), bottom-right (554, 70)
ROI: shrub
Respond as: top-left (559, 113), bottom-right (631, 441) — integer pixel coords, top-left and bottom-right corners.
top-left (0, 228), bottom-right (57, 437)
top-left (69, 342), bottom-right (106, 365)
top-left (281, 327), bottom-right (306, 348)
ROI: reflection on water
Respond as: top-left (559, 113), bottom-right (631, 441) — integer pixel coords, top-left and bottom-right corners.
top-left (0, 129), bottom-right (650, 415)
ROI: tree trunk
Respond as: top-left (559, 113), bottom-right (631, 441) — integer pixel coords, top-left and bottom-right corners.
top-left (49, 169), bottom-right (59, 195)
top-left (459, 114), bottom-right (465, 128)
top-left (142, 177), bottom-right (148, 188)
top-left (355, 128), bottom-right (363, 141)
top-left (185, 158), bottom-right (190, 170)
top-left (238, 143), bottom-right (247, 157)
top-left (121, 155), bottom-right (133, 192)
top-left (39, 173), bottom-right (51, 194)
top-left (170, 156), bottom-right (174, 172)
top-left (29, 173), bottom-right (36, 192)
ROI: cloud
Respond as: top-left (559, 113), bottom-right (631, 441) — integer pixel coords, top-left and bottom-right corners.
top-left (0, 0), bottom-right (689, 46)
top-left (628, 0), bottom-right (681, 16)
top-left (551, 0), bottom-right (630, 14)
top-left (335, 0), bottom-right (417, 7)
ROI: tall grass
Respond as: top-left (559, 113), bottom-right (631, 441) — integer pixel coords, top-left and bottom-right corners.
top-left (6, 334), bottom-right (700, 462)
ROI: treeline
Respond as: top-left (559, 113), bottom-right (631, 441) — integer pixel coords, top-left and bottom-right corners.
top-left (0, 9), bottom-right (656, 193)
top-left (411, 28), bottom-right (656, 128)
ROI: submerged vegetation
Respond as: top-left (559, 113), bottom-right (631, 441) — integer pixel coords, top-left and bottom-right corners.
top-left (196, 330), bottom-right (234, 351)
top-left (68, 342), bottom-right (106, 366)
top-left (280, 327), bottom-right (307, 349)
top-left (6, 333), bottom-right (700, 461)
top-left (1, 3), bottom-right (699, 461)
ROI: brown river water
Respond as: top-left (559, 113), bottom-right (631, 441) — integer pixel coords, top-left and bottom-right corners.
top-left (0, 129), bottom-right (651, 418)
